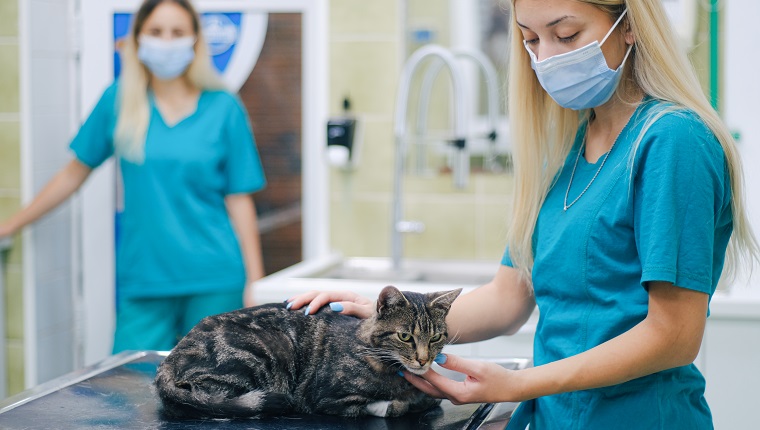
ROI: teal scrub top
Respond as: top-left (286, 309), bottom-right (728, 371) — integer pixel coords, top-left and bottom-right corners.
top-left (502, 98), bottom-right (731, 429)
top-left (70, 83), bottom-right (266, 298)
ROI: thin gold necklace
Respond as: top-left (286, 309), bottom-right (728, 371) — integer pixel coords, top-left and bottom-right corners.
top-left (563, 115), bottom-right (632, 211)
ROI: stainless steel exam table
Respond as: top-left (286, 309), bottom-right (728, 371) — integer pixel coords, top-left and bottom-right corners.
top-left (0, 351), bottom-right (529, 429)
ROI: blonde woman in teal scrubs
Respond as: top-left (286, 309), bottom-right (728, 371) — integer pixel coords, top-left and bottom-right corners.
top-left (288, 0), bottom-right (759, 428)
top-left (0, 0), bottom-right (266, 352)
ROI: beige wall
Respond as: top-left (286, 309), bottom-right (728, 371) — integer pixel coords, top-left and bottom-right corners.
top-left (327, 0), bottom-right (513, 262)
top-left (0, 0), bottom-right (24, 396)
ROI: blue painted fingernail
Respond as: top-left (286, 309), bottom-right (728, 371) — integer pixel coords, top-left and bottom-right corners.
top-left (397, 371), bottom-right (404, 377)
top-left (304, 306), bottom-right (311, 315)
top-left (286, 302), bottom-right (293, 310)
top-left (329, 302), bottom-right (344, 312)
top-left (434, 354), bottom-right (447, 365)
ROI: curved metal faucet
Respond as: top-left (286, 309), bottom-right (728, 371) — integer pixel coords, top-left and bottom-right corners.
top-left (415, 49), bottom-right (500, 175)
top-left (391, 45), bottom-right (469, 270)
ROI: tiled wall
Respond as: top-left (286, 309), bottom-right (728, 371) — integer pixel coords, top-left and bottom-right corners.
top-left (0, 0), bottom-right (24, 395)
top-left (327, 0), bottom-right (513, 262)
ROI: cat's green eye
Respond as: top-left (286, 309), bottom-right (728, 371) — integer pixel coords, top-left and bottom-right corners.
top-left (397, 332), bottom-right (412, 342)
top-left (430, 334), bottom-right (443, 343)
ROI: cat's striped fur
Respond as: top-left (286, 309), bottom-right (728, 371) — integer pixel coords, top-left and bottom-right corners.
top-left (154, 286), bottom-right (461, 419)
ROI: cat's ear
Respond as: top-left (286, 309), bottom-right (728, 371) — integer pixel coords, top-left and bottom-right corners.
top-left (377, 286), bottom-right (410, 314)
top-left (427, 288), bottom-right (462, 312)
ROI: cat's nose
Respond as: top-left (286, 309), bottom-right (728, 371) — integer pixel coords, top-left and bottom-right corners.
top-left (417, 358), bottom-right (428, 366)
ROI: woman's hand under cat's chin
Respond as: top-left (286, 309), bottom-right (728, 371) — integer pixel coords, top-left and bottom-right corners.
top-left (401, 354), bottom-right (523, 405)
top-left (286, 290), bottom-right (375, 318)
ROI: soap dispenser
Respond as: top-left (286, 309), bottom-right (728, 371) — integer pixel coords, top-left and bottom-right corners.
top-left (326, 97), bottom-right (358, 169)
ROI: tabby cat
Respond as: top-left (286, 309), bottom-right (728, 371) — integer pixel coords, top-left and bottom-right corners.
top-left (154, 285), bottom-right (462, 419)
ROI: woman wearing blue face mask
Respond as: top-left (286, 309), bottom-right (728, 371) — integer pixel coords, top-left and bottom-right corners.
top-left (287, 0), bottom-right (758, 428)
top-left (0, 0), bottom-right (267, 352)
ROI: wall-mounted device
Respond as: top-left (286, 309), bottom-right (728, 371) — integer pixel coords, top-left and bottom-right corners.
top-left (326, 97), bottom-right (358, 169)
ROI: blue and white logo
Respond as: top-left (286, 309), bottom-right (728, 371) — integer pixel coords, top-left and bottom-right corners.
top-left (114, 11), bottom-right (266, 92)
top-left (202, 14), bottom-right (239, 56)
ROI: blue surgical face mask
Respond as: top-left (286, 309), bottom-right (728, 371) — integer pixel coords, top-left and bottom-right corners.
top-left (137, 35), bottom-right (196, 80)
top-left (524, 9), bottom-right (632, 110)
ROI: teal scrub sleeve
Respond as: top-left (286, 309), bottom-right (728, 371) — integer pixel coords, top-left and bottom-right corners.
top-left (501, 247), bottom-right (514, 267)
top-left (69, 84), bottom-right (118, 168)
top-left (224, 97), bottom-right (266, 195)
top-left (633, 111), bottom-right (731, 294)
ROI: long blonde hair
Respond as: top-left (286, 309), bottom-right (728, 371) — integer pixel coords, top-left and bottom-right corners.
top-left (506, 0), bottom-right (758, 285)
top-left (114, 0), bottom-right (225, 163)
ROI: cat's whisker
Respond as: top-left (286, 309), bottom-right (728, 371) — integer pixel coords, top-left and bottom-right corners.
top-left (445, 330), bottom-right (462, 347)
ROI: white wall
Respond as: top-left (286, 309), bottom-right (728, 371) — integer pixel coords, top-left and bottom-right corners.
top-left (725, 0), bottom-right (760, 295)
top-left (20, 0), bottom-right (79, 387)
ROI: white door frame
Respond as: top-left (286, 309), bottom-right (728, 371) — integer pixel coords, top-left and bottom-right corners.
top-left (77, 0), bottom-right (328, 366)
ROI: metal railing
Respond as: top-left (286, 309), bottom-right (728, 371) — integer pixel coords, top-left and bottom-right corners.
top-left (0, 236), bottom-right (12, 399)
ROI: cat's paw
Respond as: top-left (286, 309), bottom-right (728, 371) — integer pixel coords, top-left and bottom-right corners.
top-left (365, 400), bottom-right (392, 417)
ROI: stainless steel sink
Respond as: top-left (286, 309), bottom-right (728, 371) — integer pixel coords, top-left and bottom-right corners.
top-left (309, 257), bottom-right (498, 285)
top-left (253, 255), bottom-right (501, 305)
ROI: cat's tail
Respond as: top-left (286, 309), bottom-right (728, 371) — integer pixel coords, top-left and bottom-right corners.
top-left (155, 372), bottom-right (293, 419)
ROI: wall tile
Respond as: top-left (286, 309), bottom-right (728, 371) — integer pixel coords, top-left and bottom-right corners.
top-left (330, 0), bottom-right (400, 37)
top-left (0, 0), bottom-right (18, 38)
top-left (404, 198), bottom-right (478, 259)
top-left (0, 196), bottom-right (20, 221)
top-left (330, 198), bottom-right (390, 257)
top-left (0, 45), bottom-right (19, 113)
top-left (405, 171), bottom-right (474, 194)
top-left (4, 264), bottom-right (22, 340)
top-left (477, 201), bottom-right (512, 260)
top-left (6, 339), bottom-right (24, 395)
top-left (0, 121), bottom-right (20, 189)
top-left (406, 0), bottom-right (451, 49)
top-left (329, 40), bottom-right (399, 117)
top-left (474, 172), bottom-right (514, 196)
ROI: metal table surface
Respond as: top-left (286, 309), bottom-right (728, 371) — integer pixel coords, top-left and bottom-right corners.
top-left (0, 351), bottom-right (519, 429)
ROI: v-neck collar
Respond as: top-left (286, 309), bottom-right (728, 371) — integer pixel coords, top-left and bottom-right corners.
top-left (576, 96), bottom-right (650, 167)
top-left (148, 90), bottom-right (205, 129)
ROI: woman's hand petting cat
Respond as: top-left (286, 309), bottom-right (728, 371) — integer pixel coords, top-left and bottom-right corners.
top-left (286, 290), bottom-right (375, 318)
top-left (402, 354), bottom-right (522, 405)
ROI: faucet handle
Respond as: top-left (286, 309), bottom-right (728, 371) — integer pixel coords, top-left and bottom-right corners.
top-left (396, 220), bottom-right (426, 234)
